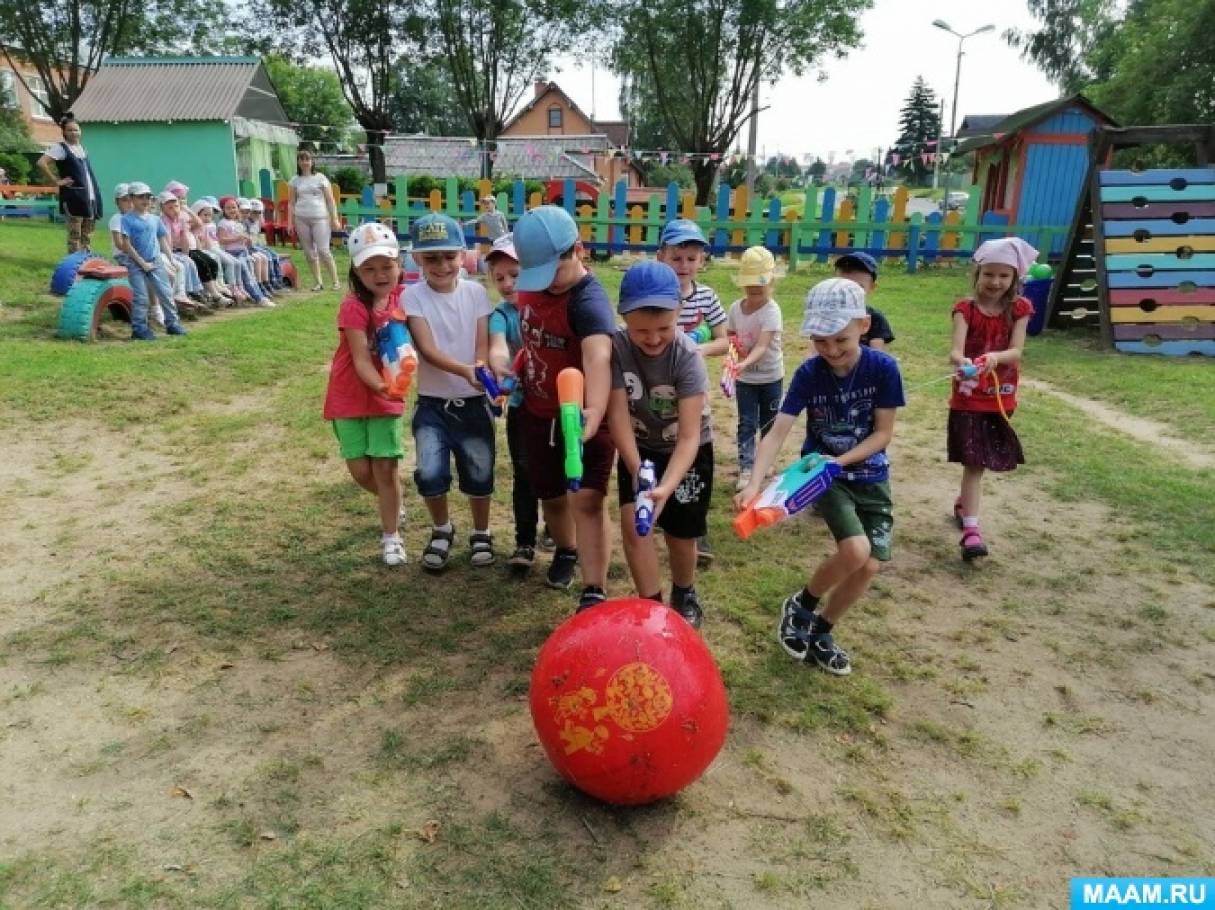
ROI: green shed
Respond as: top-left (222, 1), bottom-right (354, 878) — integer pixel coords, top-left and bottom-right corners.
top-left (71, 56), bottom-right (298, 200)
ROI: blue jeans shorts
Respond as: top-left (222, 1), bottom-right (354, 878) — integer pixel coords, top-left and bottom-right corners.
top-left (411, 395), bottom-right (496, 498)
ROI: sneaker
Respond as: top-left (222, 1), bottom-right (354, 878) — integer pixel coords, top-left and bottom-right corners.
top-left (508, 545), bottom-right (535, 571)
top-left (576, 586), bottom-right (607, 612)
top-left (696, 534), bottom-right (714, 568)
top-left (130, 327), bottom-right (157, 341)
top-left (546, 547), bottom-right (578, 590)
top-left (382, 536), bottom-right (406, 567)
top-left (538, 528), bottom-right (556, 552)
top-left (735, 470), bottom-right (752, 493)
top-left (960, 527), bottom-right (988, 561)
top-left (469, 530), bottom-right (495, 567)
top-left (166, 323), bottom-right (187, 336)
top-left (673, 589), bottom-right (705, 629)
top-left (310, 283), bottom-right (323, 292)
top-left (256, 298), bottom-right (276, 308)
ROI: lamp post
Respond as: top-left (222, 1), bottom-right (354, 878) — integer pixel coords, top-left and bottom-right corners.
top-left (932, 19), bottom-right (994, 201)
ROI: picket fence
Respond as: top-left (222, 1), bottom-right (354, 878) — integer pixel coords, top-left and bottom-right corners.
top-left (242, 171), bottom-right (1070, 273)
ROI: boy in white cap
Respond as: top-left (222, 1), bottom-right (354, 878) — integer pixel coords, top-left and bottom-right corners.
top-left (117, 182), bottom-right (185, 339)
top-left (734, 278), bottom-right (905, 676)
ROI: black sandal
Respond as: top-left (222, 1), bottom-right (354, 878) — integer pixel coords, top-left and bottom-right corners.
top-left (469, 531), bottom-right (494, 567)
top-left (422, 525), bottom-right (455, 571)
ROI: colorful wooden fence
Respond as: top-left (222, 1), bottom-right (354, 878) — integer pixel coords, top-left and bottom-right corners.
top-left (246, 170), bottom-right (1072, 274)
top-left (1098, 167), bottom-right (1215, 356)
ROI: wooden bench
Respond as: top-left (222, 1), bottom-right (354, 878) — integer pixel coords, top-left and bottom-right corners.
top-left (0, 184), bottom-right (61, 220)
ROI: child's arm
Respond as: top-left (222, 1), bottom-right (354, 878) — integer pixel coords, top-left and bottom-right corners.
top-left (158, 233), bottom-right (177, 273)
top-left (737, 329), bottom-right (777, 371)
top-left (406, 315), bottom-right (477, 386)
top-left (835, 408), bottom-right (896, 469)
top-left (982, 316), bottom-right (1030, 371)
top-left (473, 314), bottom-right (489, 367)
top-left (734, 412), bottom-right (797, 507)
top-left (653, 393), bottom-right (705, 513)
top-left (699, 323), bottom-right (730, 358)
top-left (949, 311), bottom-right (970, 367)
top-left (487, 330), bottom-right (511, 377)
top-left (607, 387), bottom-right (641, 478)
top-left (580, 334), bottom-right (612, 439)
top-left (344, 328), bottom-right (389, 395)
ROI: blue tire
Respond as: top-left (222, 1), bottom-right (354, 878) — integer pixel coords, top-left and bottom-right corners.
top-left (50, 251), bottom-right (101, 296)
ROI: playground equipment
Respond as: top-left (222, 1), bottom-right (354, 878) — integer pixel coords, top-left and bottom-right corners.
top-left (528, 597), bottom-right (729, 805)
top-left (56, 260), bottom-right (133, 341)
top-left (1049, 125), bottom-right (1215, 355)
top-left (50, 250), bottom-right (100, 296)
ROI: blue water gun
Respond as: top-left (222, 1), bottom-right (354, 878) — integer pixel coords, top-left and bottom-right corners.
top-left (733, 452), bottom-right (841, 539)
top-left (375, 306), bottom-right (417, 401)
top-left (634, 459), bottom-right (657, 536)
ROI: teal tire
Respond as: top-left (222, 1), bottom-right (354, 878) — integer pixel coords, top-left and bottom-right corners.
top-left (57, 278), bottom-right (134, 341)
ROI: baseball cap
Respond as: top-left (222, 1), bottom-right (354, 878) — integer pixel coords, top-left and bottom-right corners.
top-left (409, 213), bottom-right (466, 253)
top-left (237, 197), bottom-right (252, 210)
top-left (202, 196), bottom-right (219, 208)
top-left (113, 183), bottom-right (130, 198)
top-left (733, 246), bottom-right (778, 287)
top-left (128, 181), bottom-right (152, 196)
top-left (660, 218), bottom-right (708, 248)
top-left (249, 199), bottom-right (264, 213)
top-left (513, 205), bottom-right (579, 291)
top-left (800, 278), bottom-right (868, 337)
top-left (618, 260), bottom-right (681, 315)
top-left (190, 199), bottom-right (212, 215)
top-left (347, 222), bottom-right (400, 267)
top-left (834, 251), bottom-right (878, 279)
top-left (485, 234), bottom-right (518, 264)
top-left (157, 190), bottom-right (178, 204)
top-left (164, 180), bottom-right (188, 199)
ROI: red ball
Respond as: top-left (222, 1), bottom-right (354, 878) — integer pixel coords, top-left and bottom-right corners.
top-left (528, 597), bottom-right (729, 805)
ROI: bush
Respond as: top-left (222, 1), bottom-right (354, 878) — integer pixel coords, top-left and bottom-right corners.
top-left (331, 166), bottom-right (366, 196)
top-left (0, 150), bottom-right (32, 184)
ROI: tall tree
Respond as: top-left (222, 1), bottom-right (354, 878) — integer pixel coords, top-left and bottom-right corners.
top-left (1004, 0), bottom-right (1119, 94)
top-left (427, 0), bottom-right (593, 177)
top-left (891, 76), bottom-right (940, 183)
top-left (617, 71), bottom-right (677, 151)
top-left (387, 57), bottom-right (470, 136)
top-left (0, 0), bottom-right (226, 121)
top-left (264, 54), bottom-right (355, 149)
top-left (609, 0), bottom-right (870, 204)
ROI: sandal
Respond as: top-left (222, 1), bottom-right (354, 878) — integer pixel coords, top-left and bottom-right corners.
top-left (469, 531), bottom-right (494, 568)
top-left (960, 527), bottom-right (988, 561)
top-left (422, 525), bottom-right (455, 571)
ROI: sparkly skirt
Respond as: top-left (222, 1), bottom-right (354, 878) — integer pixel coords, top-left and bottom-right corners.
top-left (947, 409), bottom-right (1024, 472)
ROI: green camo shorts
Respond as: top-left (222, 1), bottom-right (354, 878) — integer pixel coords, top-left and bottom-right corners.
top-left (332, 416), bottom-right (404, 460)
top-left (816, 478), bottom-right (894, 561)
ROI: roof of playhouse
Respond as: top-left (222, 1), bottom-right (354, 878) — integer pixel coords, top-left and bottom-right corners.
top-left (953, 94), bottom-right (1116, 155)
top-left (72, 56), bottom-right (293, 129)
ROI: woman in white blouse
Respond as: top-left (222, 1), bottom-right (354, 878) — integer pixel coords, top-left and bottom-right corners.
top-left (287, 149), bottom-right (341, 292)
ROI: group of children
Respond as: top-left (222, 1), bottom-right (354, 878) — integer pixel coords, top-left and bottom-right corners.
top-left (324, 204), bottom-right (1035, 675)
top-left (107, 180), bottom-right (289, 340)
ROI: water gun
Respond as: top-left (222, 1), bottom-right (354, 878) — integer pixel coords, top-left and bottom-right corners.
top-left (557, 367), bottom-right (584, 491)
top-left (733, 452), bottom-right (841, 540)
top-left (634, 459), bottom-right (657, 536)
top-left (720, 338), bottom-right (740, 399)
top-left (375, 306), bottom-right (417, 401)
top-left (687, 321), bottom-right (712, 344)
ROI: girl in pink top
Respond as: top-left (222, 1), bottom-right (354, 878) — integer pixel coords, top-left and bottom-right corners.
top-left (217, 196), bottom-right (272, 306)
top-left (191, 200), bottom-right (248, 304)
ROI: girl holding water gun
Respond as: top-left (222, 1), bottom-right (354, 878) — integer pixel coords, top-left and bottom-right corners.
top-left (948, 238), bottom-right (1036, 562)
top-left (322, 223), bottom-right (410, 567)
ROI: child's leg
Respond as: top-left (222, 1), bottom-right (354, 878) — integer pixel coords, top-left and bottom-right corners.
top-left (735, 382), bottom-right (758, 472)
top-left (666, 534), bottom-right (697, 589)
top-left (506, 407), bottom-right (539, 548)
top-left (573, 489), bottom-right (610, 589)
top-left (817, 540), bottom-right (879, 624)
top-left (960, 464), bottom-right (984, 521)
top-left (757, 379), bottom-right (783, 445)
top-left (370, 457), bottom-right (401, 534)
top-left (346, 456), bottom-right (375, 493)
top-left (621, 504), bottom-right (661, 598)
top-left (126, 266), bottom-right (150, 334)
top-left (148, 266), bottom-right (182, 328)
top-left (541, 496), bottom-right (575, 549)
top-left (806, 536), bottom-right (872, 604)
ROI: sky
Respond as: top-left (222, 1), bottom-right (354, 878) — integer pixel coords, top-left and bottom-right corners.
top-left (545, 0), bottom-right (1058, 163)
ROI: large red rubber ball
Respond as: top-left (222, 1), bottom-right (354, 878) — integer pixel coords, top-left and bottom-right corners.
top-left (529, 597), bottom-right (729, 805)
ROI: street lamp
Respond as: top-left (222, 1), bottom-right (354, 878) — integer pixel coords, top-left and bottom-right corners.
top-left (933, 20), bottom-right (995, 140)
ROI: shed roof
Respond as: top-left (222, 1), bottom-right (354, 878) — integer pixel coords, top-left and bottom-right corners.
top-left (384, 134), bottom-right (609, 181)
top-left (956, 114), bottom-right (1007, 139)
top-left (953, 94), bottom-right (1116, 155)
top-left (72, 56), bottom-right (291, 126)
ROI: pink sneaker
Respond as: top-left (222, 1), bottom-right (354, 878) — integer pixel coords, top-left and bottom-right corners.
top-left (960, 526), bottom-right (988, 561)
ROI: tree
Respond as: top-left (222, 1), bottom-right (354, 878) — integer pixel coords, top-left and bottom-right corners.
top-left (849, 157), bottom-right (875, 182)
top-left (0, 107), bottom-right (36, 182)
top-left (0, 0), bottom-right (226, 121)
top-left (764, 154), bottom-right (801, 179)
top-left (1004, 0), bottom-right (1119, 94)
top-left (806, 158), bottom-right (827, 184)
top-left (387, 57), bottom-right (471, 136)
top-left (609, 0), bottom-right (870, 205)
top-left (264, 55), bottom-right (355, 149)
top-left (618, 72), bottom-right (677, 151)
top-left (891, 76), bottom-right (940, 184)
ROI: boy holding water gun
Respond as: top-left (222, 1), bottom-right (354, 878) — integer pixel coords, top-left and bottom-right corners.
top-left (512, 206), bottom-right (617, 611)
top-left (607, 261), bottom-right (714, 629)
top-left (734, 278), bottom-right (904, 675)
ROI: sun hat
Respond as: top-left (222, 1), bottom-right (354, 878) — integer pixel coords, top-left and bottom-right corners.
top-left (190, 199), bottom-right (212, 215)
top-left (128, 181), bottom-right (152, 196)
top-left (164, 180), bottom-right (188, 200)
top-left (659, 218), bottom-right (708, 248)
top-left (237, 197), bottom-right (252, 210)
top-left (834, 251), bottom-right (878, 279)
top-left (157, 190), bottom-right (178, 204)
top-left (202, 195), bottom-right (219, 208)
top-left (218, 195), bottom-right (238, 211)
top-left (512, 205), bottom-right (580, 291)
top-left (618, 260), bottom-right (681, 315)
top-left (973, 238), bottom-right (1039, 276)
top-left (408, 213), bottom-right (467, 254)
top-left (485, 234), bottom-right (518, 264)
top-left (800, 278), bottom-right (868, 337)
top-left (348, 222), bottom-right (400, 267)
top-left (249, 199), bottom-right (264, 213)
top-left (113, 183), bottom-right (130, 198)
top-left (733, 246), bottom-right (778, 287)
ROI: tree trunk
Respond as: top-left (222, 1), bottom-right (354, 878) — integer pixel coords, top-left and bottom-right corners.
top-left (365, 128), bottom-right (388, 185)
top-left (482, 137), bottom-right (496, 180)
top-left (691, 159), bottom-right (719, 207)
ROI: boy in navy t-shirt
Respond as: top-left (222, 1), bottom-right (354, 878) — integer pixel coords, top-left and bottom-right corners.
top-left (734, 278), bottom-right (904, 676)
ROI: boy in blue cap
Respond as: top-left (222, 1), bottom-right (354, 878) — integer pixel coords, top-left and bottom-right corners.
top-left (512, 205), bottom-right (617, 611)
top-left (833, 252), bottom-right (895, 349)
top-left (607, 260), bottom-right (713, 627)
top-left (404, 213), bottom-right (497, 570)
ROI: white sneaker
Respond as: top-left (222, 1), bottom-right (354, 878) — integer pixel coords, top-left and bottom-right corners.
top-left (735, 470), bottom-right (752, 493)
top-left (257, 298), bottom-right (276, 308)
top-left (382, 536), bottom-right (406, 566)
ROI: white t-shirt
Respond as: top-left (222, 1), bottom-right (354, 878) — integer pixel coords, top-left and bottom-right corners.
top-left (108, 212), bottom-right (123, 233)
top-left (289, 173), bottom-right (332, 220)
top-left (727, 298), bottom-right (784, 384)
top-left (406, 279), bottom-right (492, 399)
top-left (45, 142), bottom-right (95, 207)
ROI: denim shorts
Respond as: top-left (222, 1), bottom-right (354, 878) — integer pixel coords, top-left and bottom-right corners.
top-left (411, 395), bottom-right (496, 498)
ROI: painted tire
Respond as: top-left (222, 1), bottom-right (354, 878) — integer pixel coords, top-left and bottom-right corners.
top-left (56, 278), bottom-right (133, 341)
top-left (278, 257), bottom-right (297, 288)
top-left (50, 250), bottom-right (101, 296)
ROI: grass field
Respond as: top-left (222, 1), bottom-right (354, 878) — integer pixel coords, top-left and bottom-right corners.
top-left (1, 219), bottom-right (1212, 908)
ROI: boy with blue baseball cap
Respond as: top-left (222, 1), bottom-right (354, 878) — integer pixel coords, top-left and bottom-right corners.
top-left (512, 205), bottom-right (618, 610)
top-left (734, 278), bottom-right (905, 676)
top-left (833, 252), bottom-right (895, 349)
top-left (607, 260), bottom-right (714, 628)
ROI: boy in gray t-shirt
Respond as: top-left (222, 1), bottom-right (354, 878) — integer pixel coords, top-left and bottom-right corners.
top-left (607, 261), bottom-right (714, 629)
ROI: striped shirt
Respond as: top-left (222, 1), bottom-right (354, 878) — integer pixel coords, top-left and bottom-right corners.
top-left (677, 281), bottom-right (726, 334)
